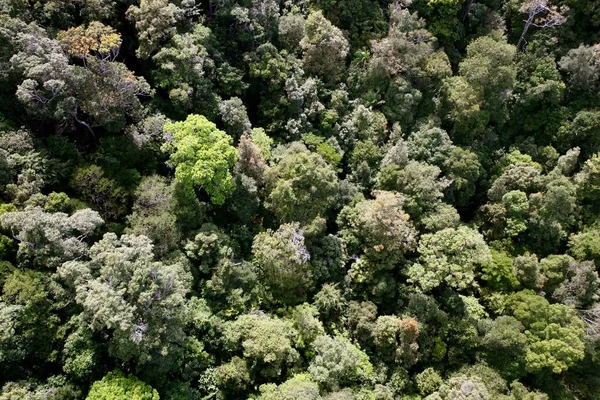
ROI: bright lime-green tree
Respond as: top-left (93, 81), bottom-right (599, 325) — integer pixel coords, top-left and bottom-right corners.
top-left (162, 114), bottom-right (238, 205)
top-left (86, 371), bottom-right (159, 400)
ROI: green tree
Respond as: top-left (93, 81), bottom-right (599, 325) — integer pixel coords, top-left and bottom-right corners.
top-left (505, 290), bottom-right (586, 374)
top-left (314, 283), bottom-right (346, 327)
top-left (250, 128), bottom-right (274, 160)
top-left (219, 97), bottom-right (251, 139)
top-left (415, 368), bottom-right (443, 396)
top-left (126, 175), bottom-right (181, 257)
top-left (345, 301), bottom-right (377, 345)
top-left (406, 125), bottom-right (455, 168)
top-left (481, 250), bottom-right (520, 292)
top-left (510, 53), bottom-right (565, 141)
top-left (162, 114), bottom-right (238, 205)
top-left (246, 44), bottom-right (298, 134)
top-left (224, 313), bottom-right (299, 379)
top-left (58, 233), bottom-right (192, 372)
top-left (337, 191), bottom-right (417, 266)
top-left (576, 152), bottom-right (600, 208)
top-left (538, 254), bottom-right (573, 293)
top-left (300, 11), bottom-right (349, 82)
top-left (557, 111), bottom-right (600, 160)
top-left (427, 374), bottom-right (489, 399)
top-left (308, 234), bottom-right (348, 283)
top-left (513, 254), bottom-right (540, 289)
top-left (185, 223), bottom-right (234, 274)
top-left (216, 356), bottom-right (251, 396)
top-left (0, 206), bottom-right (103, 269)
top-left (308, 334), bottom-right (373, 390)
top-left (62, 324), bottom-right (100, 381)
top-left (527, 176), bottom-right (578, 255)
top-left (0, 376), bottom-right (81, 400)
top-left (1, 269), bottom-right (62, 376)
top-left (377, 160), bottom-right (450, 220)
top-left (552, 261), bottom-right (599, 308)
top-left (501, 190), bottom-right (529, 238)
top-left (126, 0), bottom-right (182, 59)
top-left (336, 104), bottom-right (387, 152)
top-left (372, 315), bottom-right (419, 366)
top-left (151, 23), bottom-right (217, 116)
top-left (265, 144), bottom-right (339, 225)
top-left (355, 4), bottom-right (445, 129)
top-left (86, 371), bottom-right (159, 400)
top-left (407, 226), bottom-right (491, 292)
top-left (481, 316), bottom-right (528, 379)
top-left (568, 228), bottom-right (600, 267)
top-left (10, 22), bottom-right (152, 133)
top-left (416, 0), bottom-right (464, 45)
top-left (445, 147), bottom-right (482, 207)
top-left (442, 32), bottom-right (516, 141)
top-left (559, 44), bottom-right (600, 95)
top-left (252, 223), bottom-right (311, 305)
top-left (70, 165), bottom-right (130, 219)
top-left (203, 258), bottom-right (259, 316)
top-left (278, 13), bottom-right (305, 53)
top-left (258, 374), bottom-right (320, 400)
top-left (287, 303), bottom-right (325, 350)
top-left (487, 164), bottom-right (543, 202)
top-left (441, 76), bottom-right (488, 143)
top-left (311, 0), bottom-right (386, 48)
top-left (225, 173), bottom-right (261, 225)
top-left (462, 33), bottom-right (517, 100)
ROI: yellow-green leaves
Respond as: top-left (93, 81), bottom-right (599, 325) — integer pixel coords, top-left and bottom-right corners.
top-left (86, 371), bottom-right (159, 400)
top-left (162, 115), bottom-right (237, 205)
top-left (506, 290), bottom-right (586, 374)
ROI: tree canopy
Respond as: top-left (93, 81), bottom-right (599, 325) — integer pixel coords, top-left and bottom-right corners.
top-left (0, 0), bottom-right (599, 398)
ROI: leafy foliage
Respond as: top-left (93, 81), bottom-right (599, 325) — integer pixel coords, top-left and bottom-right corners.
top-left (1, 1), bottom-right (600, 398)
top-left (162, 114), bottom-right (237, 205)
top-left (86, 371), bottom-right (159, 400)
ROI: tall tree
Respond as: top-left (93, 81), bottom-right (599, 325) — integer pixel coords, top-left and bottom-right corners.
top-left (407, 226), bottom-right (491, 292)
top-left (252, 223), bottom-right (311, 305)
top-left (300, 11), bottom-right (349, 82)
top-left (126, 0), bottom-right (183, 59)
top-left (264, 143), bottom-right (339, 226)
top-left (162, 114), bottom-right (238, 205)
top-left (86, 371), bottom-right (159, 400)
top-left (0, 207), bottom-right (103, 269)
top-left (58, 233), bottom-right (192, 372)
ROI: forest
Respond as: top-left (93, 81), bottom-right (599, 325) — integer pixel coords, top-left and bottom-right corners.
top-left (0, 0), bottom-right (600, 398)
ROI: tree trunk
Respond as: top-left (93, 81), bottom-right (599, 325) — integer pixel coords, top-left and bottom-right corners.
top-left (517, 14), bottom-right (535, 50)
top-left (463, 0), bottom-right (475, 22)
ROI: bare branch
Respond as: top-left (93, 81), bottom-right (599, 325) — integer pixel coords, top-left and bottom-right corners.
top-left (11, 228), bottom-right (36, 248)
top-left (73, 107), bottom-right (96, 139)
top-left (579, 304), bottom-right (600, 336)
top-left (517, 0), bottom-right (568, 50)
